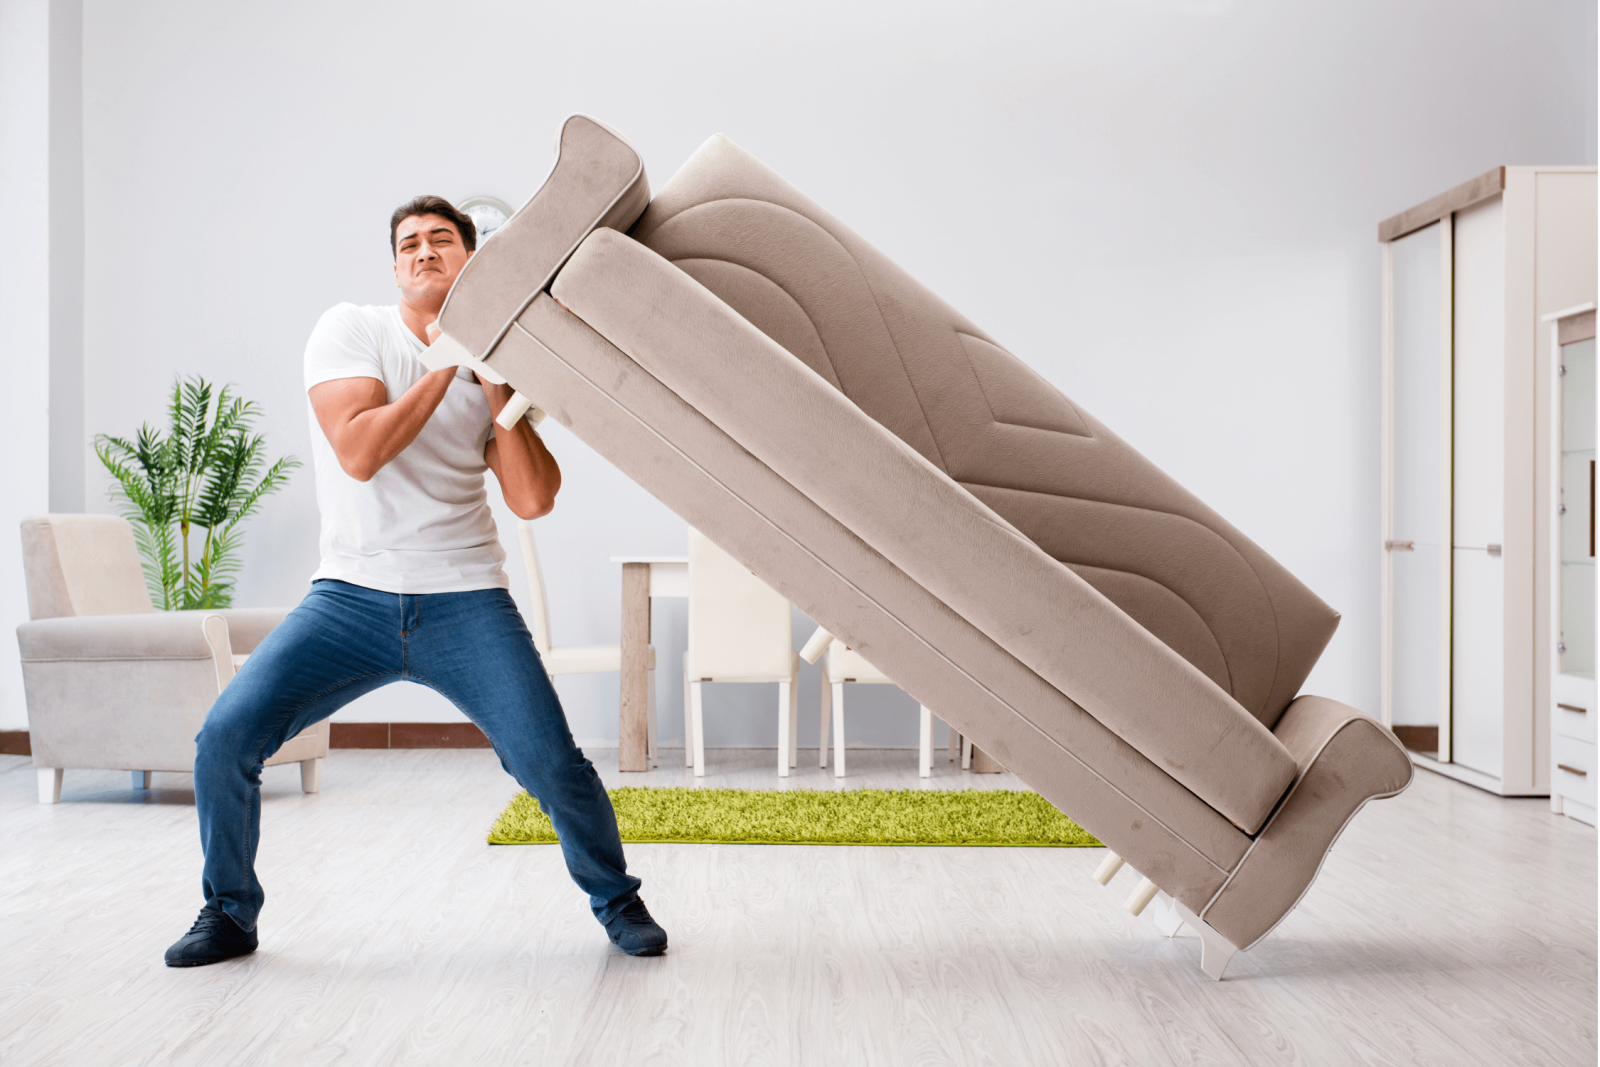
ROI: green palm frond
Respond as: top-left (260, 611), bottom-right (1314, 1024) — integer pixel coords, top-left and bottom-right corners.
top-left (94, 374), bottom-right (298, 610)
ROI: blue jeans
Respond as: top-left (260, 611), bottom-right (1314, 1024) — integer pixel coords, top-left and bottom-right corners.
top-left (193, 579), bottom-right (641, 931)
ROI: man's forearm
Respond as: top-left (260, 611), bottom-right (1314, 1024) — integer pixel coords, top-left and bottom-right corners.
top-left (317, 369), bottom-right (455, 481)
top-left (482, 385), bottom-right (561, 518)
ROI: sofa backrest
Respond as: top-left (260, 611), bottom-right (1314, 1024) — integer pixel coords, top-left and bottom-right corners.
top-left (20, 515), bottom-right (156, 620)
top-left (630, 136), bottom-right (1339, 730)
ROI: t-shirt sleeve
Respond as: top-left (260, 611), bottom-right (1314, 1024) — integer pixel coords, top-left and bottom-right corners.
top-left (304, 303), bottom-right (385, 391)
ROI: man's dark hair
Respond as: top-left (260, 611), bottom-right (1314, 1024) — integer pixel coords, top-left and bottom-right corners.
top-left (389, 195), bottom-right (476, 256)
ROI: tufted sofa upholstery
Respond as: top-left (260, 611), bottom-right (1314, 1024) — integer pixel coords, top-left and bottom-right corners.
top-left (427, 116), bottom-right (1412, 972)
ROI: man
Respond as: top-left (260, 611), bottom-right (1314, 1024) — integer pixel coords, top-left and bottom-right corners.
top-left (164, 196), bottom-right (667, 966)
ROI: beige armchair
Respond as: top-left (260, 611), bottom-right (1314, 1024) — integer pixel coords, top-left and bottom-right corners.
top-left (16, 514), bottom-right (328, 803)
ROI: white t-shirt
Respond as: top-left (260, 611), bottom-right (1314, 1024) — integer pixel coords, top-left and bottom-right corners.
top-left (303, 302), bottom-right (508, 594)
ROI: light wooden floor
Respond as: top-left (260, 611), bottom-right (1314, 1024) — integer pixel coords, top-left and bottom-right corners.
top-left (0, 746), bottom-right (1594, 1066)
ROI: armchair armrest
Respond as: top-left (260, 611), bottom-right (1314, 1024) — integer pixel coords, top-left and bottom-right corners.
top-left (19, 612), bottom-right (225, 661)
top-left (176, 607), bottom-right (290, 656)
top-left (18, 611), bottom-right (234, 696)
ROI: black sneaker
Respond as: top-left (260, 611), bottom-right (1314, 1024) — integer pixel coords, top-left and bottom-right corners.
top-left (164, 906), bottom-right (258, 967)
top-left (604, 899), bottom-right (668, 956)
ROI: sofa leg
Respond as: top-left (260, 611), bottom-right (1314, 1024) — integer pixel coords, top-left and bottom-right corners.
top-left (300, 758), bottom-right (322, 794)
top-left (132, 770), bottom-right (152, 790)
top-left (1170, 899), bottom-right (1238, 981)
top-left (1093, 852), bottom-right (1125, 885)
top-left (38, 767), bottom-right (62, 804)
top-left (1124, 877), bottom-right (1160, 916)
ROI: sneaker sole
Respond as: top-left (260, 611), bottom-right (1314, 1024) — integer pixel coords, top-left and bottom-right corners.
top-left (613, 942), bottom-right (668, 957)
top-left (165, 946), bottom-right (257, 967)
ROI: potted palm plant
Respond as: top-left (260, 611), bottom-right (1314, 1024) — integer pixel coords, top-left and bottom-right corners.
top-left (94, 375), bottom-right (300, 610)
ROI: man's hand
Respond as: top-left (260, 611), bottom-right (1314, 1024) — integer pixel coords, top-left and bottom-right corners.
top-left (481, 379), bottom-right (561, 519)
top-left (310, 370), bottom-right (456, 482)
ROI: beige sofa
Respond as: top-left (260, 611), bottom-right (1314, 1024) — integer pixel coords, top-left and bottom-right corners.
top-left (17, 514), bottom-right (328, 803)
top-left (424, 116), bottom-right (1412, 978)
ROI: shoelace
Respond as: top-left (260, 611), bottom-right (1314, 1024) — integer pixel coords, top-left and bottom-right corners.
top-left (185, 910), bottom-right (234, 937)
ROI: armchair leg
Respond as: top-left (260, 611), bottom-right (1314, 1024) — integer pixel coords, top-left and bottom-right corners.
top-left (38, 767), bottom-right (62, 804)
top-left (918, 706), bottom-right (933, 778)
top-left (132, 771), bottom-right (152, 790)
top-left (300, 758), bottom-right (323, 794)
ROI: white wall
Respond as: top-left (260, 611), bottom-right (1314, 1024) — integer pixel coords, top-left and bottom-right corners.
top-left (0, 0), bottom-right (59, 732)
top-left (22, 0), bottom-right (1592, 742)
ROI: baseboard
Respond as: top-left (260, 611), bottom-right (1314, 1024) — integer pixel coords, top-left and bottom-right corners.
top-left (329, 723), bottom-right (493, 749)
top-left (1392, 725), bottom-right (1439, 755)
top-left (1, 727), bottom-right (936, 755)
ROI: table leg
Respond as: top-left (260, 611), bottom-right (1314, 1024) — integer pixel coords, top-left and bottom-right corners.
top-left (620, 562), bottom-right (651, 772)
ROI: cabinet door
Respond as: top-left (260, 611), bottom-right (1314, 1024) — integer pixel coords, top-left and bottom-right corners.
top-left (1388, 222), bottom-right (1450, 743)
top-left (1559, 337), bottom-right (1596, 677)
top-left (1451, 196), bottom-right (1507, 778)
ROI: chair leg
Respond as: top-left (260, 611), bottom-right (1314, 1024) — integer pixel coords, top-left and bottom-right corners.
top-left (132, 770), bottom-right (152, 790)
top-left (819, 674), bottom-right (831, 768)
top-left (962, 736), bottom-right (973, 770)
top-left (950, 729), bottom-right (961, 764)
top-left (300, 757), bottom-right (323, 794)
top-left (919, 707), bottom-right (933, 778)
top-left (647, 667), bottom-right (658, 769)
top-left (788, 653), bottom-right (800, 769)
top-left (690, 680), bottom-right (707, 778)
top-left (832, 681), bottom-right (846, 778)
top-left (777, 677), bottom-right (793, 778)
top-left (683, 652), bottom-right (693, 768)
top-left (38, 767), bottom-right (62, 804)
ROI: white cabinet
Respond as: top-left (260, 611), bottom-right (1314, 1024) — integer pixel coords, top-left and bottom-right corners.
top-left (1547, 308), bottom-right (1596, 825)
top-left (1381, 166), bottom-right (1597, 797)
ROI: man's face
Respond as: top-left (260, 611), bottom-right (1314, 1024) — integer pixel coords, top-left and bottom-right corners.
top-left (393, 214), bottom-right (472, 305)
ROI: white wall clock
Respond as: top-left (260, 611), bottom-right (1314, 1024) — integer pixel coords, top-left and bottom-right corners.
top-left (457, 195), bottom-right (514, 246)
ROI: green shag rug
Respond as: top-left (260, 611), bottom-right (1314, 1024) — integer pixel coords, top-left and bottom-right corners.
top-left (488, 787), bottom-right (1100, 847)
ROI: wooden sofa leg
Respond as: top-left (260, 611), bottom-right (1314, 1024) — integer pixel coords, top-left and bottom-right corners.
top-left (38, 767), bottom-right (62, 804)
top-left (300, 758), bottom-right (323, 794)
top-left (1093, 852), bottom-right (1125, 885)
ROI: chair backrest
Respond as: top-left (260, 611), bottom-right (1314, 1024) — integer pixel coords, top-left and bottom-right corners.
top-left (686, 527), bottom-right (792, 681)
top-left (514, 521), bottom-right (554, 654)
top-left (20, 514), bottom-right (156, 620)
top-left (632, 137), bottom-right (1340, 730)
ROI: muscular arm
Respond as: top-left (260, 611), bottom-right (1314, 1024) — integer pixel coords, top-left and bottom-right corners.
top-left (482, 382), bottom-right (561, 519)
top-left (309, 371), bottom-right (455, 482)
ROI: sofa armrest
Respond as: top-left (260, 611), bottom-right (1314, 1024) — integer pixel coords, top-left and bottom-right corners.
top-left (434, 115), bottom-right (650, 368)
top-left (547, 228), bottom-right (1298, 834)
top-left (1198, 695), bottom-right (1413, 949)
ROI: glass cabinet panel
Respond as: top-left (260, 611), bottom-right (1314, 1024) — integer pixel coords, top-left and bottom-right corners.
top-left (1560, 337), bottom-right (1595, 677)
